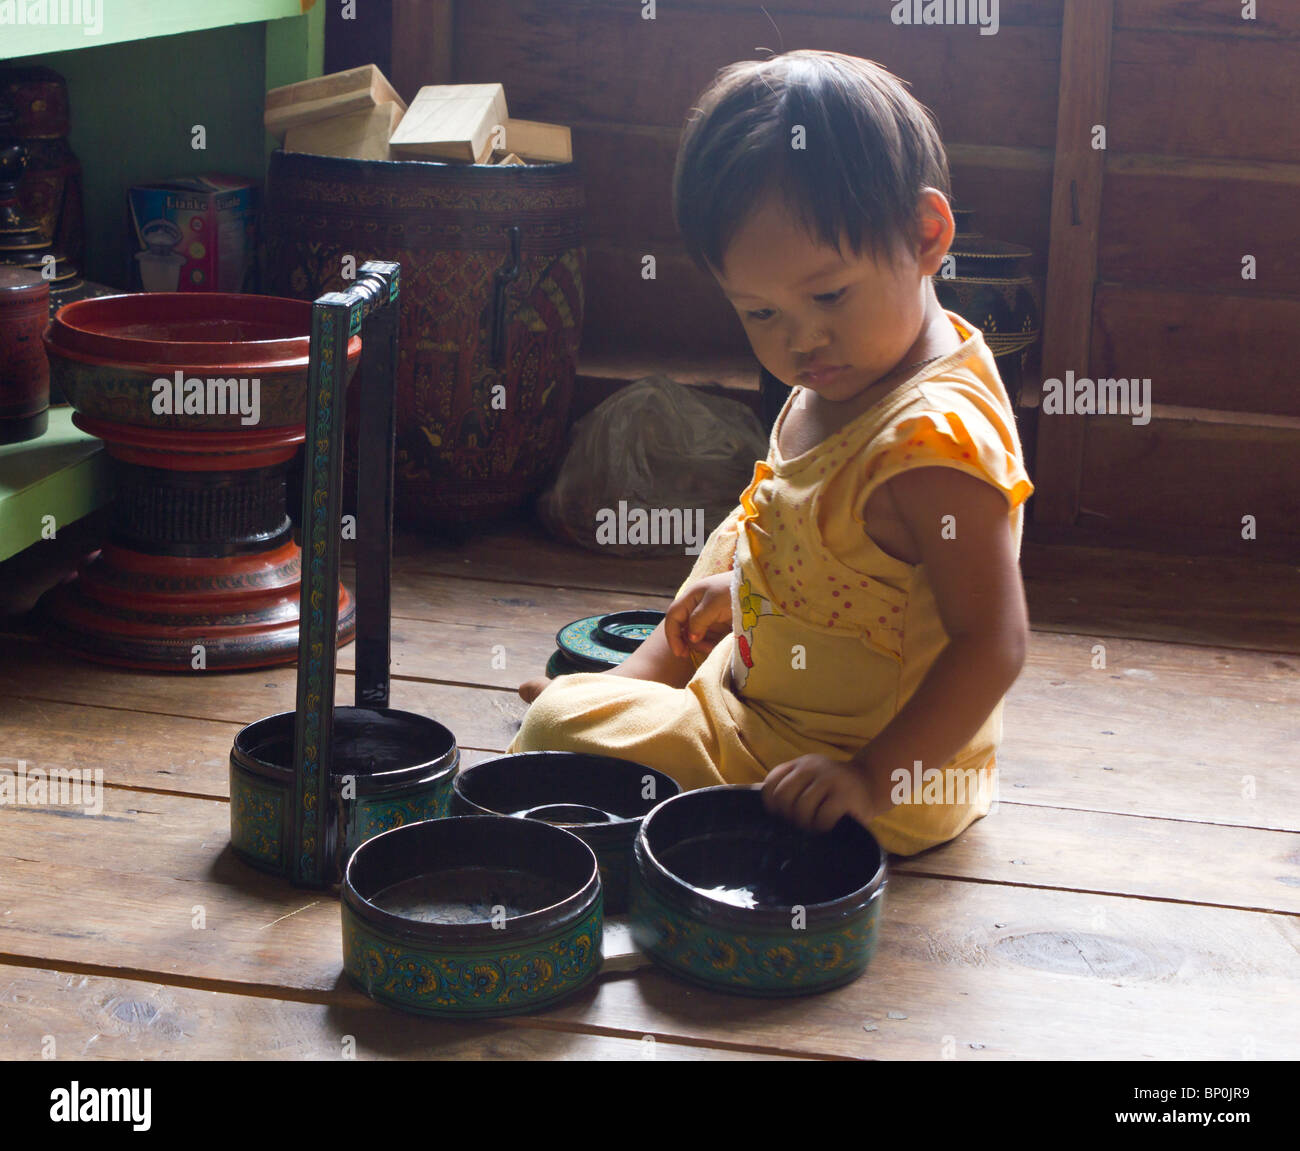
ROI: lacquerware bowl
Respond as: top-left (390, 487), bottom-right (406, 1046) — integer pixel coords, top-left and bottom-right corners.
top-left (230, 707), bottom-right (459, 881)
top-left (629, 785), bottom-right (887, 997)
top-left (341, 815), bottom-right (603, 1017)
top-left (451, 751), bottom-right (680, 913)
top-left (44, 292), bottom-right (360, 429)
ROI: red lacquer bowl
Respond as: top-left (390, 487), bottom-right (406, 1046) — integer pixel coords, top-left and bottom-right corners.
top-left (44, 292), bottom-right (362, 430)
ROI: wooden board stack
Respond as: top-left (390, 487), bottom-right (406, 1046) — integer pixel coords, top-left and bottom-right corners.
top-left (263, 67), bottom-right (572, 165)
top-left (265, 65), bottom-right (407, 160)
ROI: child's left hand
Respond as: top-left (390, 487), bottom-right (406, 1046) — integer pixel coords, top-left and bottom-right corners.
top-left (760, 753), bottom-right (890, 832)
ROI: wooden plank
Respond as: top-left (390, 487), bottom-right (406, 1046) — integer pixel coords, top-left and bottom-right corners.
top-left (1033, 0), bottom-right (1114, 526)
top-left (456, 2), bottom-right (1062, 147)
top-left (0, 965), bottom-right (793, 1060)
top-left (1100, 171), bottom-right (1300, 294)
top-left (284, 101), bottom-right (404, 162)
top-left (385, 521), bottom-right (694, 597)
top-left (1092, 286), bottom-right (1300, 416)
top-left (892, 803), bottom-right (1300, 913)
top-left (2, 793), bottom-right (1296, 1059)
top-left (0, 693), bottom-right (503, 798)
top-left (568, 123), bottom-right (1053, 266)
top-left (0, 637), bottom-right (527, 753)
top-left (1077, 414), bottom-right (1300, 535)
top-left (582, 241), bottom-right (752, 360)
top-left (264, 64), bottom-right (406, 136)
top-left (1106, 153), bottom-right (1300, 185)
top-left (1109, 29), bottom-right (1299, 162)
top-left (545, 880), bottom-right (1300, 1060)
top-left (1118, 0), bottom-right (1300, 37)
top-left (388, 83), bottom-right (507, 163)
top-left (2, 785), bottom-right (1294, 941)
top-left (1021, 542), bottom-right (1300, 651)
top-left (6, 623), bottom-right (1298, 834)
top-left (1025, 518), bottom-right (1300, 568)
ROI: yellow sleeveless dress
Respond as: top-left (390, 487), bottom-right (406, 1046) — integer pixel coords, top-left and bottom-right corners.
top-left (508, 311), bottom-right (1034, 855)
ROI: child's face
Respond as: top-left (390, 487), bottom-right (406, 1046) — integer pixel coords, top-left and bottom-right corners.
top-left (714, 190), bottom-right (953, 402)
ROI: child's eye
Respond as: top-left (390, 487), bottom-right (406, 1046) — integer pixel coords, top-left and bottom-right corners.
top-left (744, 288), bottom-right (846, 323)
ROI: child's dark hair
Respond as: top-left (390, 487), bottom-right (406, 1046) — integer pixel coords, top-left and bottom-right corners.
top-left (672, 50), bottom-right (950, 280)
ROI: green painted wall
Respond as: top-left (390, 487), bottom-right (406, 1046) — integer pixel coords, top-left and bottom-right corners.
top-left (7, 9), bottom-right (323, 288)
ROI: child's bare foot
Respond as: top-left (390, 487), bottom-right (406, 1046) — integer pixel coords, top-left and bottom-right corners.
top-left (518, 675), bottom-right (552, 703)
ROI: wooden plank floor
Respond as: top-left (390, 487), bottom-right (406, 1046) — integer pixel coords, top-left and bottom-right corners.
top-left (1, 519), bottom-right (1298, 1060)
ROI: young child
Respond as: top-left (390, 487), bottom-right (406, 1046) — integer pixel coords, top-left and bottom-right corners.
top-left (510, 50), bottom-right (1033, 856)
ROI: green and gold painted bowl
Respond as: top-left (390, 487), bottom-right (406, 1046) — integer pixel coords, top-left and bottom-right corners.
top-left (630, 785), bottom-right (886, 997)
top-left (230, 707), bottom-right (459, 883)
top-left (341, 815), bottom-right (602, 1017)
top-left (451, 751), bottom-right (680, 913)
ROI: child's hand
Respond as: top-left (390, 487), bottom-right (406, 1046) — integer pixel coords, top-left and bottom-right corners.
top-left (664, 572), bottom-right (733, 658)
top-left (761, 753), bottom-right (890, 832)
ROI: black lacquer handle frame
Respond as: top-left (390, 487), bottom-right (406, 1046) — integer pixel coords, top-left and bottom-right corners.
top-left (290, 260), bottom-right (400, 888)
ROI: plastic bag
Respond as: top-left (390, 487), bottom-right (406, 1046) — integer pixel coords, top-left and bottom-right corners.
top-left (537, 375), bottom-right (769, 557)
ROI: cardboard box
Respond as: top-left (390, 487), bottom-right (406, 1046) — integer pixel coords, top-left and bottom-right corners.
top-left (128, 175), bottom-right (257, 293)
top-left (388, 83), bottom-right (508, 164)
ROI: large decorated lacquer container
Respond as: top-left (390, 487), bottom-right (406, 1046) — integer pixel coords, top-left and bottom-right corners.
top-left (39, 292), bottom-right (361, 669)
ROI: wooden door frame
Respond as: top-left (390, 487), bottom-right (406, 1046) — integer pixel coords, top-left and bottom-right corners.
top-left (1034, 0), bottom-right (1115, 526)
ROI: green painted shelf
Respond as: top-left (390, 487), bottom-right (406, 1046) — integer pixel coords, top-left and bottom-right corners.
top-left (0, 1), bottom-right (324, 560)
top-left (0, 0), bottom-right (312, 60)
top-left (0, 407), bottom-right (111, 563)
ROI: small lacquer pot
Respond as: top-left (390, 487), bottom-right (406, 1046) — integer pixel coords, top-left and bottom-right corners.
top-left (230, 707), bottom-right (459, 881)
top-left (629, 785), bottom-right (887, 996)
top-left (341, 815), bottom-right (603, 1017)
top-left (452, 750), bottom-right (679, 913)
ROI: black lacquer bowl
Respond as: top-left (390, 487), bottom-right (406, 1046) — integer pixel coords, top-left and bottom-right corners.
top-left (452, 751), bottom-right (680, 913)
top-left (629, 786), bottom-right (886, 996)
top-left (230, 707), bottom-right (459, 882)
top-left (341, 815), bottom-right (602, 1016)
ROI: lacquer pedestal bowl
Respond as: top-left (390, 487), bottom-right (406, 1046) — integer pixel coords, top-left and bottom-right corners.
top-left (37, 292), bottom-right (362, 669)
top-left (451, 750), bottom-right (680, 913)
top-left (341, 815), bottom-right (603, 1017)
top-left (230, 707), bottom-right (459, 883)
top-left (629, 786), bottom-right (887, 997)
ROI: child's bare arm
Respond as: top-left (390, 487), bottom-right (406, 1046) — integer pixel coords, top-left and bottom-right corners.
top-left (857, 466), bottom-right (1028, 767)
top-left (607, 571), bottom-right (733, 688)
top-left (763, 466), bottom-right (1028, 830)
top-left (604, 621), bottom-right (697, 688)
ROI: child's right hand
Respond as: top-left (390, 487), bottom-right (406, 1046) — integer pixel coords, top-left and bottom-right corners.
top-left (664, 572), bottom-right (734, 659)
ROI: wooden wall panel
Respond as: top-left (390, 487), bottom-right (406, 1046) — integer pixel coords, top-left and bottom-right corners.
top-left (581, 242), bottom-right (750, 358)
top-left (457, 1), bottom-right (1061, 148)
top-left (1100, 172), bottom-right (1300, 295)
top-left (1116, 0), bottom-right (1300, 37)
top-left (1092, 287), bottom-right (1300, 417)
top-left (1108, 31), bottom-right (1299, 162)
top-left (1077, 415), bottom-right (1300, 541)
top-left (390, 0), bottom-right (456, 99)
